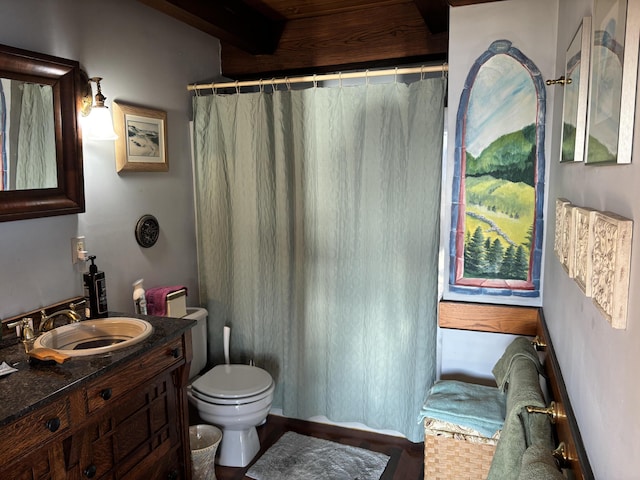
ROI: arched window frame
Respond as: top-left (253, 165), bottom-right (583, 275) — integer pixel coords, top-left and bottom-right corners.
top-left (449, 39), bottom-right (545, 298)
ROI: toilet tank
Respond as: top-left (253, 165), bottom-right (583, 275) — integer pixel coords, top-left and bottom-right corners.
top-left (184, 307), bottom-right (208, 380)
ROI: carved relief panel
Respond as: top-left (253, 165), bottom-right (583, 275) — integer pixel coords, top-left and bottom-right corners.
top-left (554, 200), bottom-right (632, 329)
top-left (572, 206), bottom-right (597, 295)
top-left (589, 211), bottom-right (632, 329)
top-left (555, 198), bottom-right (574, 276)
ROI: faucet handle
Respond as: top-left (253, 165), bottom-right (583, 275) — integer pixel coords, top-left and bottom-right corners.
top-left (69, 299), bottom-right (86, 312)
top-left (7, 317), bottom-right (34, 339)
top-left (21, 319), bottom-right (36, 341)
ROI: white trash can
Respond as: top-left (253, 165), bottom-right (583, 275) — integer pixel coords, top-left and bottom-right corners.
top-left (189, 424), bottom-right (223, 480)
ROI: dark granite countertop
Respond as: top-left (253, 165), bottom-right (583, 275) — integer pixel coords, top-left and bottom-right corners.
top-left (0, 312), bottom-right (196, 427)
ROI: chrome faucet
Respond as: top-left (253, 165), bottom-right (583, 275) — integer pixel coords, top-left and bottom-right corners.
top-left (39, 301), bottom-right (84, 333)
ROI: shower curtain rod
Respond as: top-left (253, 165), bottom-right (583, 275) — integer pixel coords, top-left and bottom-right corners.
top-left (187, 64), bottom-right (448, 91)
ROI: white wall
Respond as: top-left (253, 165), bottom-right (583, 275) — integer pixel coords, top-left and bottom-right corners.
top-left (0, 0), bottom-right (220, 319)
top-left (544, 0), bottom-right (640, 478)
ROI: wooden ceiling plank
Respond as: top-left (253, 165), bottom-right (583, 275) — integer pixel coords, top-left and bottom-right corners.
top-left (448, 0), bottom-right (505, 6)
top-left (221, 2), bottom-right (447, 78)
top-left (246, 0), bottom-right (409, 20)
top-left (138, 0), bottom-right (284, 54)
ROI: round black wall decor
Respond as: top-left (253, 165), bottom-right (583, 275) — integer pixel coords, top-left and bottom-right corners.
top-left (135, 214), bottom-right (160, 248)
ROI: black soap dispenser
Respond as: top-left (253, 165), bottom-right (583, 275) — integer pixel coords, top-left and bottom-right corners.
top-left (84, 255), bottom-right (108, 318)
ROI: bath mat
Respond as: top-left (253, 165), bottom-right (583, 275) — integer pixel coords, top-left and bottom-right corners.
top-left (247, 431), bottom-right (390, 480)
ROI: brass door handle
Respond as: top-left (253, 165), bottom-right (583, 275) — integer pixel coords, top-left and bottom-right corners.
top-left (546, 76), bottom-right (572, 86)
top-left (531, 335), bottom-right (547, 350)
top-left (552, 442), bottom-right (569, 467)
top-left (525, 401), bottom-right (562, 424)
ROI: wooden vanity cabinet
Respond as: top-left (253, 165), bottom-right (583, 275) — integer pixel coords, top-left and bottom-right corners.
top-left (0, 330), bottom-right (193, 480)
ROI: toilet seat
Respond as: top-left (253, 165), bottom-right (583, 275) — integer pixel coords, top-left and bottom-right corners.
top-left (191, 364), bottom-right (273, 404)
top-left (190, 382), bottom-right (274, 406)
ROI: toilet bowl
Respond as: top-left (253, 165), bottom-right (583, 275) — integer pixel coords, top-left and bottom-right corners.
top-left (184, 308), bottom-right (275, 468)
top-left (188, 364), bottom-right (274, 467)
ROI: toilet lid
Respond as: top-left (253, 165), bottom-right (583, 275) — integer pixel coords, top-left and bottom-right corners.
top-left (192, 364), bottom-right (273, 399)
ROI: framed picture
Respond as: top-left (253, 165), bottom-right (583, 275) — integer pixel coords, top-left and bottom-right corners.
top-left (113, 101), bottom-right (168, 172)
top-left (560, 17), bottom-right (591, 163)
top-left (585, 0), bottom-right (640, 164)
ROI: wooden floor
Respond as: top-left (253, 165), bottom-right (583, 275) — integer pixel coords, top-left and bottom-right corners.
top-left (208, 414), bottom-right (424, 480)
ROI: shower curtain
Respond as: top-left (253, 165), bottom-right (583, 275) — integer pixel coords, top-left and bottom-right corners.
top-left (192, 78), bottom-right (445, 442)
top-left (16, 83), bottom-right (56, 189)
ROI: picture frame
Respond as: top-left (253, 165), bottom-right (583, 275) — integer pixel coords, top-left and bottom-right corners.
top-left (585, 0), bottom-right (640, 164)
top-left (560, 17), bottom-right (591, 163)
top-left (113, 101), bottom-right (168, 172)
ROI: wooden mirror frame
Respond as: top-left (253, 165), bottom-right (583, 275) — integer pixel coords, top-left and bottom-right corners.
top-left (0, 43), bottom-right (84, 222)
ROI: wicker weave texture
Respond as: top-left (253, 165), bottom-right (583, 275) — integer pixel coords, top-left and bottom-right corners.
top-left (424, 432), bottom-right (496, 480)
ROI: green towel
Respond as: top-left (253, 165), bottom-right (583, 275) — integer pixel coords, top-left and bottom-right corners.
top-left (487, 355), bottom-right (552, 480)
top-left (492, 336), bottom-right (543, 391)
top-left (517, 444), bottom-right (564, 480)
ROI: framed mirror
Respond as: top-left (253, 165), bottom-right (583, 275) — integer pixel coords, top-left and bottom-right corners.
top-left (0, 43), bottom-right (84, 222)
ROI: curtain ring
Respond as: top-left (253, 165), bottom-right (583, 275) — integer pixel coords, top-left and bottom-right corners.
top-left (259, 78), bottom-right (264, 93)
top-left (420, 66), bottom-right (425, 81)
top-left (365, 70), bottom-right (370, 86)
top-left (235, 80), bottom-right (240, 94)
top-left (339, 72), bottom-right (343, 88)
top-left (394, 67), bottom-right (398, 84)
top-left (313, 74), bottom-right (317, 89)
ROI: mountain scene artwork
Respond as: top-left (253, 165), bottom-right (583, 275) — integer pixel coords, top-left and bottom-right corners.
top-left (452, 44), bottom-right (544, 293)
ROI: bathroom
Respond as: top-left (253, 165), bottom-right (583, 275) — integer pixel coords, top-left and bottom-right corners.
top-left (0, 0), bottom-right (639, 478)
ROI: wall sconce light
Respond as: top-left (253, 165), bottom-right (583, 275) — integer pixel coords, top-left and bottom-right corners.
top-left (80, 74), bottom-right (118, 141)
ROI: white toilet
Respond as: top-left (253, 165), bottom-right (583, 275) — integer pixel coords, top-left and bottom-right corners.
top-left (184, 308), bottom-right (275, 468)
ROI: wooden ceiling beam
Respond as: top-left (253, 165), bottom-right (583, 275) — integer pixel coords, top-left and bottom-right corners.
top-left (221, 2), bottom-right (447, 79)
top-left (413, 0), bottom-right (449, 34)
top-left (448, 0), bottom-right (504, 6)
top-left (138, 0), bottom-right (285, 55)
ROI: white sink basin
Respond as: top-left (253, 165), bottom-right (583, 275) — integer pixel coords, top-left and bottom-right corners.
top-left (32, 317), bottom-right (153, 357)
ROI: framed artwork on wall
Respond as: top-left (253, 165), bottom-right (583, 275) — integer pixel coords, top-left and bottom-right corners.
top-left (560, 17), bottom-right (591, 163)
top-left (448, 40), bottom-right (545, 299)
top-left (585, 0), bottom-right (640, 165)
top-left (113, 101), bottom-right (169, 172)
